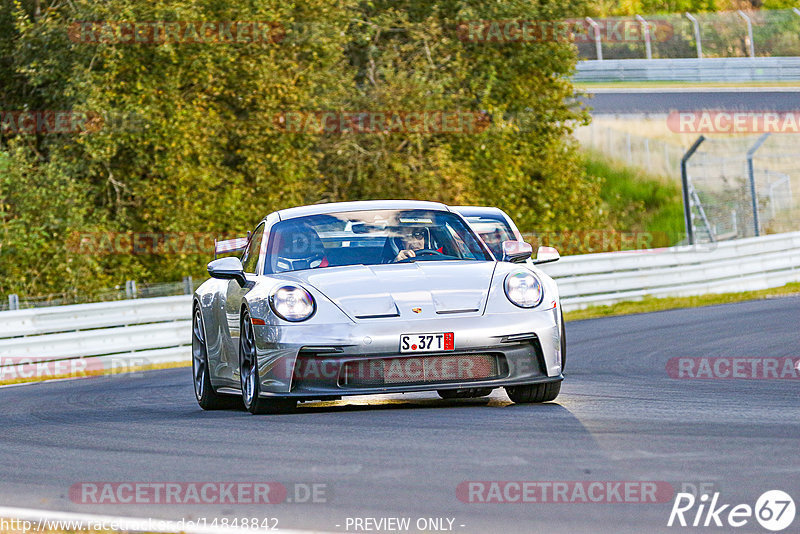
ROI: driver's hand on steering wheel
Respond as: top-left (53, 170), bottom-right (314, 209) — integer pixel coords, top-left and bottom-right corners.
top-left (395, 249), bottom-right (416, 262)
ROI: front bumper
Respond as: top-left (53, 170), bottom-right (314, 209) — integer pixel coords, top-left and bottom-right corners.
top-left (248, 310), bottom-right (563, 398)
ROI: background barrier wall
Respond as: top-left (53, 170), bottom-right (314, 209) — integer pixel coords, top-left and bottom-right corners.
top-left (0, 296), bottom-right (192, 379)
top-left (574, 57), bottom-right (800, 82)
top-left (540, 230), bottom-right (800, 310)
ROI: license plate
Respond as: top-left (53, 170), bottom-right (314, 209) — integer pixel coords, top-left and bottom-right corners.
top-left (400, 333), bottom-right (454, 353)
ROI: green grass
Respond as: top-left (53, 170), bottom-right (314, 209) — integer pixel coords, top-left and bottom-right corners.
top-left (565, 282), bottom-right (800, 321)
top-left (582, 150), bottom-right (685, 247)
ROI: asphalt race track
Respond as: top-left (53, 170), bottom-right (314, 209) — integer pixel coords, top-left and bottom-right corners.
top-left (1, 297), bottom-right (798, 534)
top-left (579, 88), bottom-right (800, 114)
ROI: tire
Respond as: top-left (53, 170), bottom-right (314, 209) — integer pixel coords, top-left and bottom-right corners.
top-left (193, 307), bottom-right (240, 410)
top-left (560, 309), bottom-right (567, 372)
top-left (239, 310), bottom-right (297, 415)
top-left (437, 388), bottom-right (493, 399)
top-left (505, 381), bottom-right (561, 404)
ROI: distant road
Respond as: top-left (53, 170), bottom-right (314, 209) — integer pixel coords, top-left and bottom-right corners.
top-left (579, 87), bottom-right (800, 114)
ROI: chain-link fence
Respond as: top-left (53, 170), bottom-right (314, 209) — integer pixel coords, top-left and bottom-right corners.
top-left (684, 134), bottom-right (799, 242)
top-left (576, 9), bottom-right (800, 60)
top-left (576, 121), bottom-right (800, 243)
top-left (575, 122), bottom-right (685, 178)
top-left (0, 277), bottom-right (199, 312)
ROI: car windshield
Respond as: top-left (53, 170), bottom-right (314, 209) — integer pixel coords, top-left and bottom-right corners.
top-left (460, 215), bottom-right (516, 258)
top-left (263, 209), bottom-right (493, 274)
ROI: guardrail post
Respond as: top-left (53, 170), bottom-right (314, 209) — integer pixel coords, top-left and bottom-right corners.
top-left (681, 135), bottom-right (706, 245)
top-left (746, 133), bottom-right (770, 237)
top-left (635, 15), bottom-right (652, 59)
top-left (125, 280), bottom-right (137, 299)
top-left (585, 17), bottom-right (602, 60)
top-left (737, 10), bottom-right (755, 58)
top-left (685, 13), bottom-right (702, 59)
top-left (183, 276), bottom-right (193, 295)
top-left (8, 294), bottom-right (19, 311)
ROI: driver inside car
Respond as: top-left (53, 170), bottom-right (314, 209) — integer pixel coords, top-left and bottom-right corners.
top-left (394, 226), bottom-right (441, 262)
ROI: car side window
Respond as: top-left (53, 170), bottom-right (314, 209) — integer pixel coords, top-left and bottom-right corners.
top-left (241, 224), bottom-right (265, 274)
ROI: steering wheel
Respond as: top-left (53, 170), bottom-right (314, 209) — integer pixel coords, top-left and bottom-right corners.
top-left (274, 253), bottom-right (325, 272)
top-left (397, 248), bottom-right (445, 262)
top-left (414, 248), bottom-right (444, 257)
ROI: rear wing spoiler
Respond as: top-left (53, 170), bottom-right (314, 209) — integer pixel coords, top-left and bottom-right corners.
top-left (213, 233), bottom-right (250, 259)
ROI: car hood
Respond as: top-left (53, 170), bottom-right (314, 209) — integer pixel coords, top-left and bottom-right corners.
top-left (282, 261), bottom-right (497, 320)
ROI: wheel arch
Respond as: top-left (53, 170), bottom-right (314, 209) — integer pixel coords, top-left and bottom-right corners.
top-left (192, 294), bottom-right (225, 384)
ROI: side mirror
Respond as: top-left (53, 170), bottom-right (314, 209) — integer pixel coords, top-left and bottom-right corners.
top-left (501, 240), bottom-right (533, 263)
top-left (207, 257), bottom-right (247, 286)
top-left (532, 246), bottom-right (560, 265)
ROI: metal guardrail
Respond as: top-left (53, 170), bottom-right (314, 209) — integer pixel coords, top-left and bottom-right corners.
top-left (0, 296), bottom-right (192, 380)
top-left (1, 231), bottom-right (799, 376)
top-left (541, 230), bottom-right (800, 310)
top-left (574, 57), bottom-right (800, 82)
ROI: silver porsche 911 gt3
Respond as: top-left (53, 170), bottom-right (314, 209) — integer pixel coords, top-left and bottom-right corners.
top-left (192, 200), bottom-right (565, 414)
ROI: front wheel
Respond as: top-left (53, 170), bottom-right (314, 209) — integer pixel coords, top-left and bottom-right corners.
top-left (239, 310), bottom-right (296, 415)
top-left (505, 381), bottom-right (561, 404)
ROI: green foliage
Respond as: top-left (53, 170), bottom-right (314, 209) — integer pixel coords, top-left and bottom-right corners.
top-left (588, 0), bottom-right (748, 16)
top-left (0, 144), bottom-right (111, 297)
top-left (582, 150), bottom-right (685, 245)
top-left (1, 0), bottom-right (608, 299)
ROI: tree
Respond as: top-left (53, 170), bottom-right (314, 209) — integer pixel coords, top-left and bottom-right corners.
top-left (1, 0), bottom-right (603, 299)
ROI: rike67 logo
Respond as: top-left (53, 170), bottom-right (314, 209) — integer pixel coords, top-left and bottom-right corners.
top-left (668, 490), bottom-right (795, 531)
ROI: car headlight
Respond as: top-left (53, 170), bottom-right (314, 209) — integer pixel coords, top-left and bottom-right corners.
top-left (269, 285), bottom-right (315, 322)
top-left (504, 271), bottom-right (543, 308)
